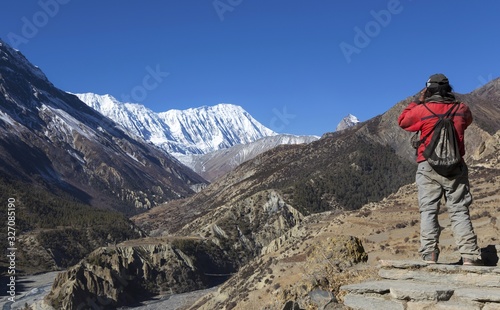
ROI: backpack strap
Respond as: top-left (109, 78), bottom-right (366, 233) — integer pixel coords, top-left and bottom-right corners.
top-left (418, 102), bottom-right (460, 146)
top-left (444, 101), bottom-right (461, 118)
top-left (422, 101), bottom-right (460, 120)
top-left (422, 102), bottom-right (439, 119)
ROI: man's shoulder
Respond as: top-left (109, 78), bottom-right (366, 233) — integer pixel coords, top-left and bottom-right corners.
top-left (456, 101), bottom-right (471, 112)
top-left (459, 101), bottom-right (470, 107)
top-left (426, 101), bottom-right (469, 110)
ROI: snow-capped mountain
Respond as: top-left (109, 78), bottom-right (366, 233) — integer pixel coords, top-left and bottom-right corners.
top-left (336, 114), bottom-right (360, 131)
top-left (159, 103), bottom-right (277, 153)
top-left (0, 39), bottom-right (206, 213)
top-left (76, 92), bottom-right (175, 142)
top-left (76, 93), bottom-right (278, 156)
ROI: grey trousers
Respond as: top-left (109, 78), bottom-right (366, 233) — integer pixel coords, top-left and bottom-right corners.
top-left (416, 161), bottom-right (480, 260)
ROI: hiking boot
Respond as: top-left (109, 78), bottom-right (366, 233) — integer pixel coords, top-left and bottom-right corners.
top-left (462, 257), bottom-right (483, 266)
top-left (422, 251), bottom-right (439, 264)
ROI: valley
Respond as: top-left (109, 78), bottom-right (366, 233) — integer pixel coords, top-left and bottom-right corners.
top-left (1, 37), bottom-right (499, 309)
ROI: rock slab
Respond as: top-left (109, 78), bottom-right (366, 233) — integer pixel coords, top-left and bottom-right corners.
top-left (341, 254), bottom-right (500, 310)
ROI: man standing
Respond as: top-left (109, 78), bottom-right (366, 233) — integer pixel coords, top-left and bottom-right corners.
top-left (398, 73), bottom-right (482, 265)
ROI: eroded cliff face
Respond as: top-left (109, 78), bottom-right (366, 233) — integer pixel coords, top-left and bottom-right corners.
top-left (471, 129), bottom-right (500, 167)
top-left (44, 190), bottom-right (304, 309)
top-left (188, 234), bottom-right (368, 310)
top-left (45, 240), bottom-right (232, 309)
top-left (175, 190), bottom-right (304, 265)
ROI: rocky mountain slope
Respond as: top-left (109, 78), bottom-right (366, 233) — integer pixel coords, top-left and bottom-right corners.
top-left (0, 39), bottom-right (207, 274)
top-left (0, 39), bottom-right (206, 213)
top-left (39, 130), bottom-right (500, 309)
top-left (188, 131), bottom-right (500, 309)
top-left (76, 93), bottom-right (319, 179)
top-left (44, 190), bottom-right (304, 309)
top-left (40, 77), bottom-right (500, 309)
top-left (179, 114), bottom-right (340, 182)
top-left (185, 134), bottom-right (319, 181)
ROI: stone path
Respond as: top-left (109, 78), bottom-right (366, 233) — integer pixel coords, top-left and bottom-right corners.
top-left (340, 247), bottom-right (500, 310)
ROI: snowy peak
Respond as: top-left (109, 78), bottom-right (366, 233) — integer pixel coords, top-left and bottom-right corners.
top-left (159, 103), bottom-right (277, 153)
top-left (76, 93), bottom-right (278, 155)
top-left (76, 93), bottom-right (319, 178)
top-left (336, 114), bottom-right (360, 131)
top-left (75, 92), bottom-right (174, 142)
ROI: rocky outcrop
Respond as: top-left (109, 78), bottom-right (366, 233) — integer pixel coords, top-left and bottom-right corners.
top-left (275, 235), bottom-right (368, 309)
top-left (472, 130), bottom-right (500, 167)
top-left (188, 234), bottom-right (368, 310)
top-left (175, 190), bottom-right (304, 265)
top-left (44, 239), bottom-right (235, 309)
top-left (341, 248), bottom-right (500, 310)
top-left (44, 190), bottom-right (304, 309)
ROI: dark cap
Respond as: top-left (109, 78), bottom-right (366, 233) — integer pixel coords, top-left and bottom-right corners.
top-left (426, 73), bottom-right (449, 87)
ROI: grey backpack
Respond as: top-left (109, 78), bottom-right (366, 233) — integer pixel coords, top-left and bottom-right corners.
top-left (420, 102), bottom-right (462, 176)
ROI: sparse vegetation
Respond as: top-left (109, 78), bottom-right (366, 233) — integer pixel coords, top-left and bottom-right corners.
top-left (0, 175), bottom-right (141, 273)
top-left (291, 138), bottom-right (416, 214)
top-left (471, 210), bottom-right (492, 220)
top-left (395, 222), bottom-right (407, 229)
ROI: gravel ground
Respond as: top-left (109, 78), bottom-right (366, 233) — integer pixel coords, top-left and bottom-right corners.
top-left (0, 271), bottom-right (60, 310)
top-left (118, 287), bottom-right (217, 310)
top-left (1, 272), bottom-right (216, 310)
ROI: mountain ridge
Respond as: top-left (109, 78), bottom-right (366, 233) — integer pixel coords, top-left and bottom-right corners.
top-left (183, 134), bottom-right (320, 181)
top-left (0, 51), bottom-right (206, 212)
top-left (23, 75), bottom-right (500, 308)
top-left (3, 35), bottom-right (499, 308)
top-left (76, 92), bottom-right (322, 179)
top-left (0, 38), bottom-right (207, 274)
top-left (76, 93), bottom-right (278, 156)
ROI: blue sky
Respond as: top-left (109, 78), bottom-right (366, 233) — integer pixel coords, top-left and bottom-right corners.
top-left (1, 1), bottom-right (499, 136)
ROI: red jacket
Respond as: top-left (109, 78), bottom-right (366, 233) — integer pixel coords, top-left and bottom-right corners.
top-left (398, 101), bottom-right (473, 163)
